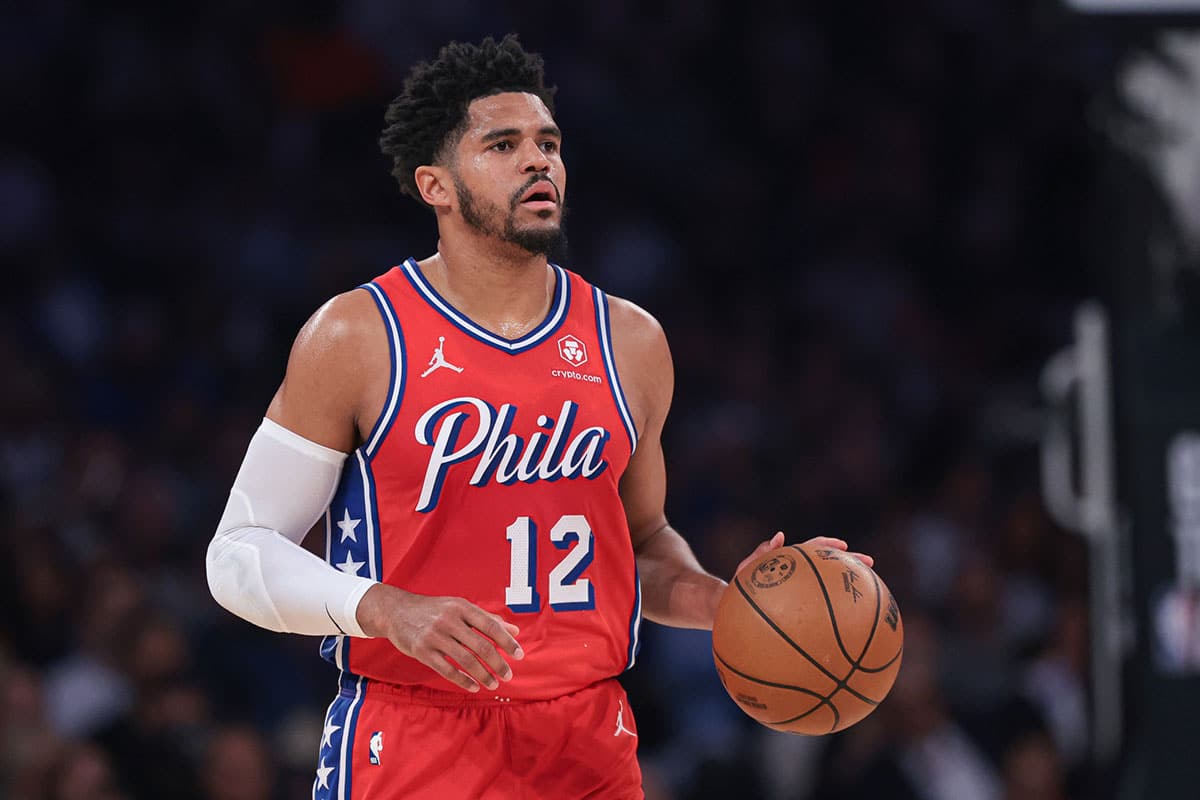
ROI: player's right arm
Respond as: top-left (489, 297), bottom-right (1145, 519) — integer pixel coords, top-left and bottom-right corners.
top-left (206, 289), bottom-right (521, 693)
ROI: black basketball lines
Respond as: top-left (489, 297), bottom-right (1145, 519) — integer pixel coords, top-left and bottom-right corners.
top-left (718, 547), bottom-right (902, 733)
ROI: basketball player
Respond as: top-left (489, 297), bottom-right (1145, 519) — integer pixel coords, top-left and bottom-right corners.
top-left (206, 35), bottom-right (872, 799)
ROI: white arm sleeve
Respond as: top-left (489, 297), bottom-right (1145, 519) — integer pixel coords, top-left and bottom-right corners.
top-left (206, 418), bottom-right (376, 637)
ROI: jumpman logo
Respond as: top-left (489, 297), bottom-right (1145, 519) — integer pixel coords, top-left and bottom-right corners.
top-left (614, 701), bottom-right (637, 738)
top-left (421, 336), bottom-right (464, 378)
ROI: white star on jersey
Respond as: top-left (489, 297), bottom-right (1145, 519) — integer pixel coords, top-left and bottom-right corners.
top-left (336, 509), bottom-right (360, 543)
top-left (320, 720), bottom-right (341, 749)
top-left (315, 758), bottom-right (334, 789)
top-left (336, 552), bottom-right (365, 576)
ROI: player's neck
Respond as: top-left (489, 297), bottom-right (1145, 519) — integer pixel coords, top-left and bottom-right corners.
top-left (419, 237), bottom-right (555, 339)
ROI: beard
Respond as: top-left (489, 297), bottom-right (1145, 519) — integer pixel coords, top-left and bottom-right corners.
top-left (456, 179), bottom-right (569, 262)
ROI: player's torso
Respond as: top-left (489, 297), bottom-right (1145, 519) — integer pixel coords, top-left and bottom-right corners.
top-left (321, 258), bottom-right (642, 699)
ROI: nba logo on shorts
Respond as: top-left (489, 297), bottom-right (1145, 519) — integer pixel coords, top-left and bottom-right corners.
top-left (369, 731), bottom-right (384, 765)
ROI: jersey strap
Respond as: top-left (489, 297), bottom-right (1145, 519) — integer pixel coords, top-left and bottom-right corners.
top-left (592, 286), bottom-right (638, 453)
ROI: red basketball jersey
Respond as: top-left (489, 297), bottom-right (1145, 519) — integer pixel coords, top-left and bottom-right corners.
top-left (319, 259), bottom-right (642, 700)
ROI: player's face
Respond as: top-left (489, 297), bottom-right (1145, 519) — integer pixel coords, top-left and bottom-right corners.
top-left (449, 92), bottom-right (567, 256)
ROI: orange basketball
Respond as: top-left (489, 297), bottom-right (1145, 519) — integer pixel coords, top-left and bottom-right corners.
top-left (711, 542), bottom-right (903, 735)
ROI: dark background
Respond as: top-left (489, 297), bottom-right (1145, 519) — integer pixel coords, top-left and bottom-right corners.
top-left (0, 2), bottom-right (1146, 798)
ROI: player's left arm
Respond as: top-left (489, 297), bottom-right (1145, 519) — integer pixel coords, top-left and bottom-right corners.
top-left (608, 298), bottom-right (871, 630)
top-left (607, 296), bottom-right (717, 628)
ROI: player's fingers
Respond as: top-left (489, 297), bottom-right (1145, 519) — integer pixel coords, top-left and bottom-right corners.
top-left (463, 606), bottom-right (525, 660)
top-left (736, 532), bottom-right (787, 576)
top-left (502, 621), bottom-right (521, 638)
top-left (756, 531), bottom-right (784, 554)
top-left (455, 627), bottom-right (514, 682)
top-left (804, 536), bottom-right (848, 551)
top-left (422, 647), bottom-right (482, 693)
top-left (748, 531), bottom-right (784, 560)
top-left (848, 551), bottom-right (875, 568)
top-left (441, 639), bottom-right (499, 691)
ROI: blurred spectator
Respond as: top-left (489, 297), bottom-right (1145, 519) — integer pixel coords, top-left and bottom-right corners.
top-left (938, 550), bottom-right (1019, 714)
top-left (1002, 731), bottom-right (1070, 800)
top-left (201, 725), bottom-right (277, 800)
top-left (47, 742), bottom-right (129, 800)
top-left (43, 564), bottom-right (141, 739)
top-left (1022, 600), bottom-right (1091, 772)
top-left (0, 659), bottom-right (62, 800)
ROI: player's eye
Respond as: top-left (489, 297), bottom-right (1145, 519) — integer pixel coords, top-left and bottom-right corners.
top-left (492, 141), bottom-right (513, 152)
top-left (541, 141), bottom-right (559, 153)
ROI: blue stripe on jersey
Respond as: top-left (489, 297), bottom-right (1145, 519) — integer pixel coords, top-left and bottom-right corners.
top-left (592, 287), bottom-right (638, 453)
top-left (318, 632), bottom-right (341, 667)
top-left (319, 503), bottom-right (341, 671)
top-left (401, 258), bottom-right (571, 353)
top-left (356, 450), bottom-right (383, 585)
top-left (338, 673), bottom-right (366, 800)
top-left (320, 452), bottom-right (381, 672)
top-left (312, 692), bottom-right (339, 800)
top-left (360, 281), bottom-right (406, 460)
top-left (312, 673), bottom-right (367, 800)
top-left (625, 565), bottom-right (643, 670)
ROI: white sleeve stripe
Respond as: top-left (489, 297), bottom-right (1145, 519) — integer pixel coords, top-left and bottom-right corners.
top-left (259, 417), bottom-right (349, 466)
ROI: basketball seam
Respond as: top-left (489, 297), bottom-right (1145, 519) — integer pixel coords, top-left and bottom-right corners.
top-left (857, 644), bottom-right (904, 674)
top-left (732, 577), bottom-right (878, 708)
top-left (848, 562), bottom-right (904, 673)
top-left (799, 549), bottom-right (902, 674)
top-left (791, 545), bottom-right (864, 669)
top-left (792, 546), bottom-right (904, 730)
top-left (790, 546), bottom-right (881, 719)
top-left (713, 649), bottom-right (839, 729)
top-left (858, 558), bottom-right (883, 662)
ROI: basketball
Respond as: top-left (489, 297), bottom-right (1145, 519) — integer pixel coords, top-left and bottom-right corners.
top-left (712, 543), bottom-right (904, 735)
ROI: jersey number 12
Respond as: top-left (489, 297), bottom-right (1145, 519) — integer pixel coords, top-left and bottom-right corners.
top-left (505, 514), bottom-right (594, 612)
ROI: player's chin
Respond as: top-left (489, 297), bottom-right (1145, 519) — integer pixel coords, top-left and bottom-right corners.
top-left (516, 206), bottom-right (560, 223)
top-left (512, 215), bottom-right (562, 234)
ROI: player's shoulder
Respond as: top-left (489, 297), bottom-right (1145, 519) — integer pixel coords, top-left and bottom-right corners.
top-left (287, 287), bottom-right (388, 372)
top-left (295, 288), bottom-right (383, 347)
top-left (604, 294), bottom-right (673, 418)
top-left (605, 294), bottom-right (667, 355)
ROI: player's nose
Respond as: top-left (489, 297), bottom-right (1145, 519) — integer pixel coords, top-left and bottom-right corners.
top-left (519, 139), bottom-right (551, 173)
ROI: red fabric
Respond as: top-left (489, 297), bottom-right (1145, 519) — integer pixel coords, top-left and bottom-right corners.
top-left (344, 679), bottom-right (643, 799)
top-left (345, 262), bottom-right (639, 700)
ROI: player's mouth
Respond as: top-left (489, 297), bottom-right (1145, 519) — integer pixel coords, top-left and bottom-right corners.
top-left (517, 181), bottom-right (559, 212)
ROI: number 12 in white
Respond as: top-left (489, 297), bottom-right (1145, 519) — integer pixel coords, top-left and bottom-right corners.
top-left (505, 514), bottom-right (595, 612)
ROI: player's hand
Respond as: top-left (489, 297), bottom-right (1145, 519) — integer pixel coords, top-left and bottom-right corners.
top-left (734, 533), bottom-right (874, 577)
top-left (356, 584), bottom-right (524, 693)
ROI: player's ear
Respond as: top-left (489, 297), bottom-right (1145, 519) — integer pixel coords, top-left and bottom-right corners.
top-left (414, 166), bottom-right (453, 210)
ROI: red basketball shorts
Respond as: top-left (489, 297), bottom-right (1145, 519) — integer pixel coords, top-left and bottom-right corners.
top-left (312, 674), bottom-right (643, 799)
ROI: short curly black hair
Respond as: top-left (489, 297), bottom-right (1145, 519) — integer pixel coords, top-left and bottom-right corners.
top-left (379, 35), bottom-right (557, 204)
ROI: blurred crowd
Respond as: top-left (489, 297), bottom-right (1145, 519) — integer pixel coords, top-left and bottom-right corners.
top-left (1, 2), bottom-right (1121, 799)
